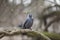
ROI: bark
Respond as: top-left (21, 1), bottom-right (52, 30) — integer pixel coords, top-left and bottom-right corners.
top-left (43, 32), bottom-right (60, 40)
top-left (0, 29), bottom-right (51, 40)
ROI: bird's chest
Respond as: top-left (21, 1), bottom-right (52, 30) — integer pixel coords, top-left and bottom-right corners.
top-left (28, 19), bottom-right (33, 23)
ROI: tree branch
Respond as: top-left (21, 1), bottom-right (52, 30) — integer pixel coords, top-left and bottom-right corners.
top-left (0, 29), bottom-right (51, 40)
top-left (44, 17), bottom-right (60, 31)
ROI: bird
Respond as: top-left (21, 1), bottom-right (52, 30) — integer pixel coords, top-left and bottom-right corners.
top-left (18, 23), bottom-right (23, 28)
top-left (22, 14), bottom-right (33, 29)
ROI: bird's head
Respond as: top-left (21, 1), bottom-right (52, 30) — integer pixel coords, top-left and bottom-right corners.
top-left (29, 14), bottom-right (32, 18)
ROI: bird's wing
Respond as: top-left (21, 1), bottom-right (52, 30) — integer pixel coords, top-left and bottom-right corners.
top-left (23, 19), bottom-right (29, 26)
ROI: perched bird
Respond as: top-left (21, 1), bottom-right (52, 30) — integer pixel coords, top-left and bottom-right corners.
top-left (23, 14), bottom-right (33, 29)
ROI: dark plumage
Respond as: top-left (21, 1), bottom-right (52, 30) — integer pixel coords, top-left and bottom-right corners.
top-left (23, 14), bottom-right (33, 29)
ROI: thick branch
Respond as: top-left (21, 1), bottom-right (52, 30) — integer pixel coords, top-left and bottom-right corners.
top-left (41, 11), bottom-right (60, 19)
top-left (43, 32), bottom-right (60, 40)
top-left (0, 29), bottom-right (51, 40)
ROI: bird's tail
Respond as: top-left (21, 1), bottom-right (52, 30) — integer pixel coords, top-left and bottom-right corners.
top-left (18, 24), bottom-right (23, 28)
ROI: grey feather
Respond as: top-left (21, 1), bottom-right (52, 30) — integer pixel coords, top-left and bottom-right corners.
top-left (23, 14), bottom-right (33, 29)
top-left (18, 14), bottom-right (33, 29)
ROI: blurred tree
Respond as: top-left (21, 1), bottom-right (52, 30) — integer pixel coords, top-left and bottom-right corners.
top-left (36, 0), bottom-right (60, 32)
top-left (39, 5), bottom-right (60, 31)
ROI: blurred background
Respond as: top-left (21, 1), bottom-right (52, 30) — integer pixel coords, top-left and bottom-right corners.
top-left (0, 0), bottom-right (60, 40)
